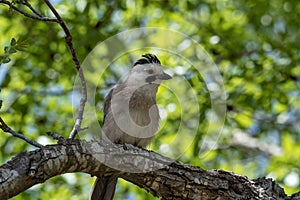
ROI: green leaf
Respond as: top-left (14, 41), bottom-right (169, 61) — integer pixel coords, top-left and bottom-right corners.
top-left (15, 44), bottom-right (28, 52)
top-left (9, 47), bottom-right (17, 54)
top-left (4, 46), bottom-right (9, 54)
top-left (2, 56), bottom-right (11, 64)
top-left (10, 38), bottom-right (17, 46)
top-left (15, 37), bottom-right (29, 51)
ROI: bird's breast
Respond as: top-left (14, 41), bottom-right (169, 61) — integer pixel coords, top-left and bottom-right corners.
top-left (102, 87), bottom-right (160, 147)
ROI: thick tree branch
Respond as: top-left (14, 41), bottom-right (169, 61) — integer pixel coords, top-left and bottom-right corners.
top-left (43, 0), bottom-right (87, 139)
top-left (0, 117), bottom-right (43, 148)
top-left (0, 0), bottom-right (57, 22)
top-left (0, 140), bottom-right (296, 200)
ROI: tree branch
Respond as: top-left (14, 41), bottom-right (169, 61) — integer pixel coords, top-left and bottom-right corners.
top-left (0, 140), bottom-right (296, 199)
top-left (21, 0), bottom-right (43, 17)
top-left (0, 0), bottom-right (57, 22)
top-left (0, 117), bottom-right (44, 148)
top-left (43, 0), bottom-right (87, 139)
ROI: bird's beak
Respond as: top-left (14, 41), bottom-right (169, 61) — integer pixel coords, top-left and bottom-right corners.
top-left (158, 72), bottom-right (172, 80)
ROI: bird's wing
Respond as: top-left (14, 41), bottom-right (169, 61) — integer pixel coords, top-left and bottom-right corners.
top-left (103, 87), bottom-right (114, 125)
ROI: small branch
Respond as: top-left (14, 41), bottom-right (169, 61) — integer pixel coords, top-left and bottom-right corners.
top-left (230, 131), bottom-right (283, 156)
top-left (43, 0), bottom-right (87, 139)
top-left (21, 0), bottom-right (43, 17)
top-left (0, 0), bottom-right (58, 22)
top-left (46, 131), bottom-right (64, 141)
top-left (80, 126), bottom-right (89, 131)
top-left (0, 117), bottom-right (44, 148)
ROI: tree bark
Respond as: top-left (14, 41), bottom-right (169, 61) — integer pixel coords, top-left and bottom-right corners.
top-left (0, 139), bottom-right (298, 200)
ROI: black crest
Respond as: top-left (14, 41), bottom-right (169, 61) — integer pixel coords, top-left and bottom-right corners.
top-left (133, 54), bottom-right (161, 67)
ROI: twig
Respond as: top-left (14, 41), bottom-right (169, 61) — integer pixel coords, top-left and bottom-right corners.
top-left (0, 0), bottom-right (58, 22)
top-left (43, 0), bottom-right (87, 139)
top-left (79, 126), bottom-right (89, 131)
top-left (0, 117), bottom-right (44, 148)
top-left (21, 0), bottom-right (43, 17)
top-left (46, 131), bottom-right (64, 141)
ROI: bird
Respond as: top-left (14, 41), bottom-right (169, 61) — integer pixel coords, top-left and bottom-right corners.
top-left (90, 54), bottom-right (172, 200)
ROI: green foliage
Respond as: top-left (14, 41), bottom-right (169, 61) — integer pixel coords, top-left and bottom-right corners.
top-left (1, 0), bottom-right (300, 199)
top-left (0, 37), bottom-right (28, 65)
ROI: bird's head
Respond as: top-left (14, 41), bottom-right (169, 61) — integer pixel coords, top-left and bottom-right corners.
top-left (126, 54), bottom-right (172, 87)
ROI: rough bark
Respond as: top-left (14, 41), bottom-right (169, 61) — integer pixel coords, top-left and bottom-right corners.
top-left (0, 139), bottom-right (298, 200)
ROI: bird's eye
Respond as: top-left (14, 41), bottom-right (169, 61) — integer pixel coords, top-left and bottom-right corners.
top-left (147, 69), bottom-right (154, 74)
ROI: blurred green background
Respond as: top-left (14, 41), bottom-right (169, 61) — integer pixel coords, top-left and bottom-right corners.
top-left (1, 0), bottom-right (300, 199)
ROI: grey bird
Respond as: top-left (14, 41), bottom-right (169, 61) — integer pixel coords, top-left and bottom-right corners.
top-left (90, 54), bottom-right (172, 200)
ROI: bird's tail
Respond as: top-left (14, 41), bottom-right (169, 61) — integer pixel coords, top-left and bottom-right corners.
top-left (90, 176), bottom-right (118, 200)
